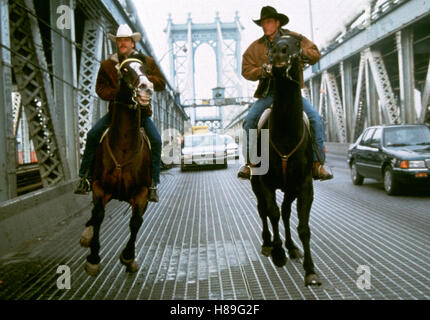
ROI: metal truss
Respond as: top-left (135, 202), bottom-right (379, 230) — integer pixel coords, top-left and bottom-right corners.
top-left (322, 71), bottom-right (347, 143)
top-left (420, 57), bottom-right (430, 123)
top-left (195, 120), bottom-right (221, 130)
top-left (352, 52), bottom-right (368, 141)
top-left (9, 0), bottom-right (66, 186)
top-left (76, 19), bottom-right (104, 155)
top-left (12, 91), bottom-right (22, 135)
top-left (364, 48), bottom-right (401, 125)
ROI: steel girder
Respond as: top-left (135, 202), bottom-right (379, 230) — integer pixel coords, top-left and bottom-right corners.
top-left (365, 48), bottom-right (401, 125)
top-left (396, 29), bottom-right (416, 123)
top-left (351, 52), bottom-right (368, 141)
top-left (318, 71), bottom-right (347, 143)
top-left (0, 0), bottom-right (17, 200)
top-left (76, 19), bottom-right (104, 156)
top-left (421, 58), bottom-right (430, 123)
top-left (51, 0), bottom-right (79, 177)
top-left (9, 0), bottom-right (68, 187)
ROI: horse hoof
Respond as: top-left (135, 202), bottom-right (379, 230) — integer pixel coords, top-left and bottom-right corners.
top-left (80, 226), bottom-right (94, 248)
top-left (288, 248), bottom-right (303, 260)
top-left (305, 274), bottom-right (322, 287)
top-left (261, 246), bottom-right (273, 257)
top-left (271, 246), bottom-right (287, 267)
top-left (119, 253), bottom-right (139, 273)
top-left (84, 261), bottom-right (100, 276)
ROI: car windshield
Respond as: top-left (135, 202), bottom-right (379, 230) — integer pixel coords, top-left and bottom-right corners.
top-left (383, 126), bottom-right (430, 147)
top-left (184, 135), bottom-right (224, 147)
top-left (223, 135), bottom-right (235, 144)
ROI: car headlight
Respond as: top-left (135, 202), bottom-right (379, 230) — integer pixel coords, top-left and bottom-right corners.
top-left (399, 160), bottom-right (426, 169)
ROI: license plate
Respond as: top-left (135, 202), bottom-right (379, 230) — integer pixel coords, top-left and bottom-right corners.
top-left (415, 172), bottom-right (428, 178)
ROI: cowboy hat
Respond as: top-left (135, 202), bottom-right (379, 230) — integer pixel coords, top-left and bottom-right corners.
top-left (253, 6), bottom-right (289, 26)
top-left (108, 24), bottom-right (142, 43)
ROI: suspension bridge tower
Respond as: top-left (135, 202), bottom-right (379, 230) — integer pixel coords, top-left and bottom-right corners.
top-left (165, 11), bottom-right (244, 128)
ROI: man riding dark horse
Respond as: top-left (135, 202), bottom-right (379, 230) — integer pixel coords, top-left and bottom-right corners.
top-left (238, 6), bottom-right (333, 182)
top-left (74, 24), bottom-right (166, 202)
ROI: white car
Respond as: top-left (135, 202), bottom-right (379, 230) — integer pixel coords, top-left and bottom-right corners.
top-left (181, 134), bottom-right (228, 171)
top-left (221, 135), bottom-right (240, 160)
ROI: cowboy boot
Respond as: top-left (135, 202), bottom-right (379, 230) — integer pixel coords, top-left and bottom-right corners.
top-left (237, 164), bottom-right (254, 180)
top-left (312, 162), bottom-right (333, 181)
top-left (148, 181), bottom-right (159, 202)
top-left (74, 176), bottom-right (92, 195)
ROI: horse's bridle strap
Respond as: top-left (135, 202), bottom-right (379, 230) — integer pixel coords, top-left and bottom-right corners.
top-left (105, 132), bottom-right (145, 174)
top-left (119, 58), bottom-right (144, 70)
top-left (270, 128), bottom-right (306, 190)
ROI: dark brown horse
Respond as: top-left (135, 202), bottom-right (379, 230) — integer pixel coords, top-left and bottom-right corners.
top-left (80, 55), bottom-right (153, 275)
top-left (251, 35), bottom-right (321, 286)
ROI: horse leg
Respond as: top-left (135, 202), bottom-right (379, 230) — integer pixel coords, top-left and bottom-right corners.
top-left (257, 203), bottom-right (273, 257)
top-left (252, 180), bottom-right (273, 257)
top-left (120, 189), bottom-right (149, 273)
top-left (82, 197), bottom-right (106, 276)
top-left (267, 200), bottom-right (287, 268)
top-left (297, 188), bottom-right (321, 286)
top-left (281, 194), bottom-right (303, 260)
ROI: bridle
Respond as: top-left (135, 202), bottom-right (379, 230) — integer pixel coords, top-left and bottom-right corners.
top-left (269, 35), bottom-right (302, 86)
top-left (118, 58), bottom-right (149, 109)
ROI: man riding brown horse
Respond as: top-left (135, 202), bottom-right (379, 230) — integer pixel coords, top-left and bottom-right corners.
top-left (238, 6), bottom-right (333, 182)
top-left (75, 24), bottom-right (166, 202)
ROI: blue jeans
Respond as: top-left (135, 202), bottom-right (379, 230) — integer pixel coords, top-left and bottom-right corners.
top-left (79, 113), bottom-right (162, 185)
top-left (242, 95), bottom-right (325, 163)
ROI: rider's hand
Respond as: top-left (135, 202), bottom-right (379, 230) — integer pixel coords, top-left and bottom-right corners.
top-left (262, 63), bottom-right (273, 78)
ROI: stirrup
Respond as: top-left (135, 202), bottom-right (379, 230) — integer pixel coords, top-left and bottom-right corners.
top-left (148, 184), bottom-right (159, 202)
top-left (74, 177), bottom-right (91, 195)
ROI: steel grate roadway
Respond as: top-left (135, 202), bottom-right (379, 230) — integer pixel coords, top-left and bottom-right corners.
top-left (0, 164), bottom-right (429, 300)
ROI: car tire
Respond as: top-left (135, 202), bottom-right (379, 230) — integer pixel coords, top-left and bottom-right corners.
top-left (384, 166), bottom-right (400, 196)
top-left (350, 161), bottom-right (364, 185)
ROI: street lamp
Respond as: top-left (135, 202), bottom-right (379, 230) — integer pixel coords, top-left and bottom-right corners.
top-left (308, 0), bottom-right (315, 42)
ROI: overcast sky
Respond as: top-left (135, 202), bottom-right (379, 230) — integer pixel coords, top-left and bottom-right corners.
top-left (133, 0), bottom-right (369, 99)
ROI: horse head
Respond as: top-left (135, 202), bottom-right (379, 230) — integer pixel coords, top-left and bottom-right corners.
top-left (118, 56), bottom-right (154, 109)
top-left (270, 35), bottom-right (302, 81)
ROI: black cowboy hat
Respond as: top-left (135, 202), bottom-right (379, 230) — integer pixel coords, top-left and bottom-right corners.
top-left (253, 6), bottom-right (289, 26)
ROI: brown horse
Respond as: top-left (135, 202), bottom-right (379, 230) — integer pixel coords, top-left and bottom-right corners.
top-left (80, 55), bottom-right (153, 275)
top-left (251, 35), bottom-right (321, 286)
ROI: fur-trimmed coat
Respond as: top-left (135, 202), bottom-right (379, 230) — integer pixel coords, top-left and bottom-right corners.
top-left (242, 29), bottom-right (320, 98)
top-left (95, 51), bottom-right (166, 113)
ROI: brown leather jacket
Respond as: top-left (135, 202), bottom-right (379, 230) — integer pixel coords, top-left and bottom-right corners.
top-left (242, 29), bottom-right (320, 98)
top-left (95, 51), bottom-right (166, 113)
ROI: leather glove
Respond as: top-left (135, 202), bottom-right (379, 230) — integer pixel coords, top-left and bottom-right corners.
top-left (262, 63), bottom-right (273, 78)
top-left (132, 50), bottom-right (147, 64)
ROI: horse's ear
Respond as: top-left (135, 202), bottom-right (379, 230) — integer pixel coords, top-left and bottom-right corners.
top-left (133, 50), bottom-right (147, 65)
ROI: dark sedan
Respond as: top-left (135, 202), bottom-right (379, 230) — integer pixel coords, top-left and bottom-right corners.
top-left (347, 124), bottom-right (430, 195)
